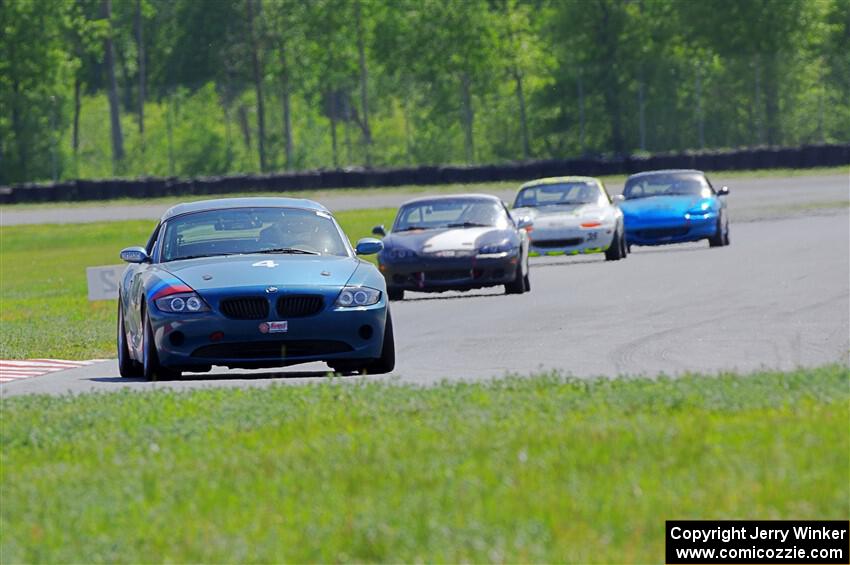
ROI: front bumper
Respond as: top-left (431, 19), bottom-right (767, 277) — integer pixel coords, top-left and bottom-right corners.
top-left (624, 214), bottom-right (717, 245)
top-left (380, 253), bottom-right (520, 292)
top-left (149, 302), bottom-right (387, 369)
top-left (528, 226), bottom-right (616, 256)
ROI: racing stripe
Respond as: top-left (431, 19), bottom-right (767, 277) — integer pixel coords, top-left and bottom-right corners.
top-left (421, 227), bottom-right (498, 253)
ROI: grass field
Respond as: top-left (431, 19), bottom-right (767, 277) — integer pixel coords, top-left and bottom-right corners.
top-left (2, 166), bottom-right (846, 211)
top-left (0, 209), bottom-right (396, 360)
top-left (1, 366), bottom-right (847, 562)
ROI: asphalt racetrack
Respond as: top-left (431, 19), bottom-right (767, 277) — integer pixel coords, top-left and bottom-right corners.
top-left (2, 173), bottom-right (848, 396)
top-left (2, 172), bottom-right (848, 225)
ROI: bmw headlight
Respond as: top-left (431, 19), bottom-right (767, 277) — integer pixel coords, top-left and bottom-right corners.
top-left (335, 286), bottom-right (382, 308)
top-left (478, 242), bottom-right (516, 256)
top-left (155, 292), bottom-right (209, 313)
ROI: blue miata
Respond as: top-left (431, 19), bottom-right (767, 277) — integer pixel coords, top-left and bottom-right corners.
top-left (618, 169), bottom-right (731, 249)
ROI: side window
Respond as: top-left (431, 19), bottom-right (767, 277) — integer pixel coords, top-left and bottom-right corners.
top-left (502, 203), bottom-right (516, 226)
top-left (598, 181), bottom-right (613, 204)
top-left (406, 208), bottom-right (422, 224)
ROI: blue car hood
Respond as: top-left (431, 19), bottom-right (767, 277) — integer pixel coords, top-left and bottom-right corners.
top-left (159, 254), bottom-right (359, 291)
top-left (620, 195), bottom-right (708, 218)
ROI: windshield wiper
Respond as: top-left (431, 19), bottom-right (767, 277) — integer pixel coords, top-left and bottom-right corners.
top-left (169, 253), bottom-right (235, 261)
top-left (446, 222), bottom-right (491, 228)
top-left (396, 225), bottom-right (429, 232)
top-left (257, 247), bottom-right (319, 255)
top-left (540, 201), bottom-right (589, 206)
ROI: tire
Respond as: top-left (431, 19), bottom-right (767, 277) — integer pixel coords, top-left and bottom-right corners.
top-left (329, 310), bottom-right (396, 375)
top-left (709, 216), bottom-right (729, 247)
top-left (505, 262), bottom-right (526, 295)
top-left (522, 252), bottom-right (531, 291)
top-left (142, 311), bottom-right (181, 381)
top-left (117, 301), bottom-right (143, 378)
top-left (363, 310), bottom-right (395, 374)
top-left (605, 227), bottom-right (627, 261)
top-left (387, 287), bottom-right (405, 301)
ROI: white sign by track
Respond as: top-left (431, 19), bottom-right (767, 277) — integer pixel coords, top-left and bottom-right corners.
top-left (86, 264), bottom-right (126, 301)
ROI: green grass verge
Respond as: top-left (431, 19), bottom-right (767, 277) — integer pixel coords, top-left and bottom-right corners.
top-left (3, 166), bottom-right (847, 211)
top-left (0, 209), bottom-right (396, 360)
top-left (1, 366), bottom-right (847, 562)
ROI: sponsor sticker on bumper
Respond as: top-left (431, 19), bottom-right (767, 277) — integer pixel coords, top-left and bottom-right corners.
top-left (259, 321), bottom-right (288, 334)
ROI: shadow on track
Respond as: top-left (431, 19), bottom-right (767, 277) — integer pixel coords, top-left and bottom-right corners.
top-left (530, 257), bottom-right (602, 268)
top-left (629, 243), bottom-right (712, 255)
top-left (88, 369), bottom-right (335, 383)
top-left (398, 291), bottom-right (505, 303)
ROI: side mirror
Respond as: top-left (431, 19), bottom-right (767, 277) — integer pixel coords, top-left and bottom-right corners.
top-left (120, 246), bottom-right (150, 263)
top-left (355, 238), bottom-right (384, 255)
top-left (613, 194), bottom-right (625, 204)
top-left (516, 217), bottom-right (533, 230)
top-left (717, 186), bottom-right (730, 196)
top-left (371, 225), bottom-right (386, 237)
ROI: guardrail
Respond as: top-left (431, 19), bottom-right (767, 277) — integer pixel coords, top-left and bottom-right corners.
top-left (2, 144), bottom-right (848, 204)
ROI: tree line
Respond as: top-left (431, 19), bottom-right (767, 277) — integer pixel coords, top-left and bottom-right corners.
top-left (1, 0), bottom-right (848, 185)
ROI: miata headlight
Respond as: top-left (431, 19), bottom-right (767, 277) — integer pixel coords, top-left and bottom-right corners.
top-left (688, 201), bottom-right (712, 214)
top-left (385, 248), bottom-right (416, 260)
top-left (335, 286), bottom-right (381, 308)
top-left (155, 292), bottom-right (209, 313)
top-left (685, 203), bottom-right (714, 219)
top-left (478, 242), bottom-right (515, 255)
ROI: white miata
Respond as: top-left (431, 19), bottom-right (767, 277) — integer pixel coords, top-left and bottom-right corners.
top-left (510, 176), bottom-right (628, 261)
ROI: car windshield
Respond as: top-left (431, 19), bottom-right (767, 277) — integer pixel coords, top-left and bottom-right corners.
top-left (623, 173), bottom-right (712, 199)
top-left (160, 207), bottom-right (349, 261)
top-left (393, 199), bottom-right (508, 231)
top-left (514, 182), bottom-right (601, 207)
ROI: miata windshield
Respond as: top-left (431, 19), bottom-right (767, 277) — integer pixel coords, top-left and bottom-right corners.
top-left (393, 199), bottom-right (509, 232)
top-left (623, 173), bottom-right (713, 199)
top-left (514, 182), bottom-right (601, 207)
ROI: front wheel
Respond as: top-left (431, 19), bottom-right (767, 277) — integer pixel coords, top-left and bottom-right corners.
top-left (329, 310), bottom-right (396, 375)
top-left (142, 312), bottom-right (181, 381)
top-left (709, 216), bottom-right (730, 247)
top-left (505, 261), bottom-right (527, 295)
top-left (117, 301), bottom-right (143, 378)
top-left (605, 227), bottom-right (627, 261)
top-left (363, 310), bottom-right (395, 374)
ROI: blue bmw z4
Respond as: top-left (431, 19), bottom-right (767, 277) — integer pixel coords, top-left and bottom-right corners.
top-left (117, 197), bottom-right (394, 380)
top-left (619, 169), bottom-right (730, 249)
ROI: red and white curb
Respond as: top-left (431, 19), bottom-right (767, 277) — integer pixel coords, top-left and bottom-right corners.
top-left (0, 359), bottom-right (107, 384)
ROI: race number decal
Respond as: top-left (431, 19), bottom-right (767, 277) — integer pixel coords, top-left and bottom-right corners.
top-left (86, 265), bottom-right (126, 301)
top-left (252, 260), bottom-right (279, 268)
top-left (586, 231), bottom-right (598, 241)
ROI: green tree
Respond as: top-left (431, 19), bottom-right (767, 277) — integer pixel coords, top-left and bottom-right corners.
top-left (0, 0), bottom-right (76, 183)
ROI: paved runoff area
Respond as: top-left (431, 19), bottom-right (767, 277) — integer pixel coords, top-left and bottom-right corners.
top-left (1, 172), bottom-right (848, 396)
top-left (1, 172), bottom-right (848, 226)
top-left (0, 359), bottom-right (106, 384)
